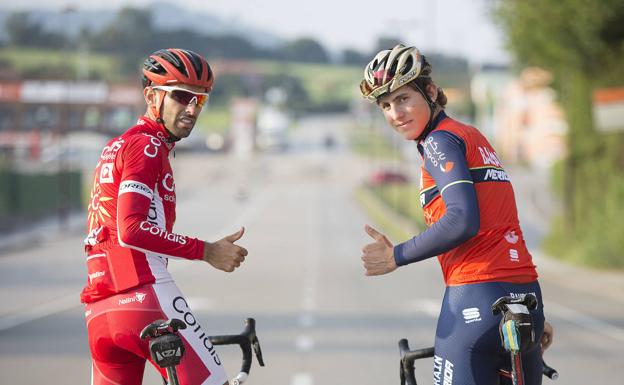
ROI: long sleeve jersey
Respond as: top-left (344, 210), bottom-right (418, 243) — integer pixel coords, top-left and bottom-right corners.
top-left (394, 112), bottom-right (538, 286)
top-left (80, 117), bottom-right (204, 303)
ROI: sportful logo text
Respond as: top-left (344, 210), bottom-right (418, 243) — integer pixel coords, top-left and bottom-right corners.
top-left (462, 307), bottom-right (482, 323)
top-left (509, 249), bottom-right (520, 262)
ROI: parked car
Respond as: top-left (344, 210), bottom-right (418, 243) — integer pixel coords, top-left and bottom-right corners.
top-left (368, 169), bottom-right (409, 186)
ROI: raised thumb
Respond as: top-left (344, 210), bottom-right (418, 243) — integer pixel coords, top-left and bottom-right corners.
top-left (225, 226), bottom-right (245, 242)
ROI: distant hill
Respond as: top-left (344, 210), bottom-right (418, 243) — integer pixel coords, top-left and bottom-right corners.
top-left (0, 1), bottom-right (285, 49)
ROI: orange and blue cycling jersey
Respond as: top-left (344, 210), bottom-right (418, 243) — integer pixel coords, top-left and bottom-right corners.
top-left (393, 111), bottom-right (538, 286)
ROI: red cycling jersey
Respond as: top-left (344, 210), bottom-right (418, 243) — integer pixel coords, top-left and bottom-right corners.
top-left (419, 117), bottom-right (538, 286)
top-left (80, 116), bottom-right (205, 303)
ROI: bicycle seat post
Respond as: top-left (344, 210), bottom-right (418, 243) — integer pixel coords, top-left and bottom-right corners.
top-left (140, 319), bottom-right (187, 385)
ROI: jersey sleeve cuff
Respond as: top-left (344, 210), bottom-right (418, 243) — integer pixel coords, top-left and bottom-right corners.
top-left (394, 243), bottom-right (410, 266)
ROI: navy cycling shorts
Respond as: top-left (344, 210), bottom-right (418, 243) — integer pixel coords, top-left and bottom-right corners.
top-left (433, 281), bottom-right (544, 385)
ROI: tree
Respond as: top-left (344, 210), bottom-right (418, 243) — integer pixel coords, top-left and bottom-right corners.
top-left (92, 7), bottom-right (152, 53)
top-left (372, 36), bottom-right (402, 53)
top-left (494, 0), bottom-right (624, 267)
top-left (342, 48), bottom-right (368, 66)
top-left (282, 37), bottom-right (329, 63)
top-left (5, 11), bottom-right (66, 48)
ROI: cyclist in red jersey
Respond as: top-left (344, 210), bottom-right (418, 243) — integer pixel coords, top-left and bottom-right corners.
top-left (81, 48), bottom-right (248, 385)
top-left (359, 44), bottom-right (553, 384)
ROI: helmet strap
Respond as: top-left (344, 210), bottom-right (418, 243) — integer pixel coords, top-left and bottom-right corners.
top-left (150, 90), bottom-right (181, 143)
top-left (412, 83), bottom-right (439, 141)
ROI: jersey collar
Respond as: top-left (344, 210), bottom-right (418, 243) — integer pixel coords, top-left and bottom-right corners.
top-left (416, 110), bottom-right (448, 156)
top-left (136, 116), bottom-right (176, 151)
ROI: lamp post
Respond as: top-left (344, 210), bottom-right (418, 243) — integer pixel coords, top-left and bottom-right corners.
top-left (58, 5), bottom-right (76, 228)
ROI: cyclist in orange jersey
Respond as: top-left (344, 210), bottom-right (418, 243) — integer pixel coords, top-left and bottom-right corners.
top-left (359, 44), bottom-right (553, 385)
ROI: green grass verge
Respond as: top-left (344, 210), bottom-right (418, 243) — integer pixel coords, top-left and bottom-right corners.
top-left (355, 184), bottom-right (424, 244)
top-left (195, 107), bottom-right (231, 135)
top-left (252, 60), bottom-right (361, 104)
top-left (349, 122), bottom-right (401, 161)
top-left (0, 46), bottom-right (123, 81)
top-left (0, 47), bottom-right (362, 108)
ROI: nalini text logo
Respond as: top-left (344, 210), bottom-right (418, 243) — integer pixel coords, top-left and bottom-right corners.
top-left (119, 292), bottom-right (147, 306)
top-left (88, 271), bottom-right (105, 283)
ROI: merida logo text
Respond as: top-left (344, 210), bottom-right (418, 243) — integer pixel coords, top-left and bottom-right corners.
top-left (484, 169), bottom-right (510, 181)
top-left (139, 221), bottom-right (187, 245)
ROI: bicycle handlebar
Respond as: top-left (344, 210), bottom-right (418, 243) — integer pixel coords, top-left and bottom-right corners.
top-left (399, 339), bottom-right (433, 385)
top-left (208, 318), bottom-right (265, 385)
top-left (542, 361), bottom-right (559, 380)
top-left (398, 339), bottom-right (558, 383)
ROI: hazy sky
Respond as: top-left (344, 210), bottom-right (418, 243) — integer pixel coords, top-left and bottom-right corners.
top-left (4, 0), bottom-right (510, 64)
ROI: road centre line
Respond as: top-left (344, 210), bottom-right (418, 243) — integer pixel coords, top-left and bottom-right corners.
top-left (291, 372), bottom-right (314, 385)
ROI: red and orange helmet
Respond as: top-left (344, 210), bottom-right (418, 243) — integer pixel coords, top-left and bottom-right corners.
top-left (142, 48), bottom-right (214, 92)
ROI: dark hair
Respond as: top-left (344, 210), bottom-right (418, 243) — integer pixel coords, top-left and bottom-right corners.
top-left (408, 77), bottom-right (448, 108)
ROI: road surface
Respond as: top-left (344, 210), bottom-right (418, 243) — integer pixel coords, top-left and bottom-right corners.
top-left (0, 114), bottom-right (622, 384)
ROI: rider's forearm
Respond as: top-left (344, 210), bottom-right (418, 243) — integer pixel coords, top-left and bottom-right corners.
top-left (117, 193), bottom-right (204, 260)
top-left (394, 183), bottom-right (479, 266)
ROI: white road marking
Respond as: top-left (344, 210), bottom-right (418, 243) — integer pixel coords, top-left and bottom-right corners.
top-left (186, 296), bottom-right (213, 311)
top-left (291, 372), bottom-right (314, 385)
top-left (301, 200), bottom-right (320, 314)
top-left (407, 299), bottom-right (440, 318)
top-left (547, 301), bottom-right (624, 343)
top-left (0, 294), bottom-right (78, 332)
top-left (295, 335), bottom-right (315, 352)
